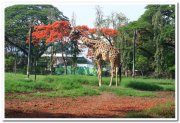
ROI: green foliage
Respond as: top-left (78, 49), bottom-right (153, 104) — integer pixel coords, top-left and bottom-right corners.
top-left (5, 5), bottom-right (68, 58)
top-left (135, 54), bottom-right (148, 71)
top-left (5, 54), bottom-right (15, 71)
top-left (117, 5), bottom-right (175, 78)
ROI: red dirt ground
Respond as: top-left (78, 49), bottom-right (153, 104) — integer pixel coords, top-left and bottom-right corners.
top-left (5, 91), bottom-right (174, 118)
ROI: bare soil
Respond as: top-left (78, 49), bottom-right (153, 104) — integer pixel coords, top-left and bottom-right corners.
top-left (5, 91), bottom-right (174, 118)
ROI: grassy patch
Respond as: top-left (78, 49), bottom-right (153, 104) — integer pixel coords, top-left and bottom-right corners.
top-left (99, 86), bottom-right (156, 97)
top-left (145, 101), bottom-right (175, 118)
top-left (125, 81), bottom-right (163, 91)
top-left (5, 73), bottom-right (175, 98)
top-left (126, 112), bottom-right (153, 118)
top-left (160, 85), bottom-right (175, 91)
top-left (126, 101), bottom-right (175, 118)
top-left (5, 94), bottom-right (34, 101)
top-left (33, 87), bottom-right (100, 97)
top-left (121, 77), bottom-right (175, 91)
top-left (5, 80), bottom-right (52, 93)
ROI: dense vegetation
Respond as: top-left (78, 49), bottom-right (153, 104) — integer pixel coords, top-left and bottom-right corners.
top-left (5, 5), bottom-right (68, 73)
top-left (116, 5), bottom-right (175, 78)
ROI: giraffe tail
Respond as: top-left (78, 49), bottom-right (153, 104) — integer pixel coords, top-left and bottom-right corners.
top-left (119, 64), bottom-right (122, 83)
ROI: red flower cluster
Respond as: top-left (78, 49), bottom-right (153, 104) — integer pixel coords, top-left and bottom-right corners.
top-left (74, 25), bottom-right (89, 37)
top-left (26, 21), bottom-right (118, 47)
top-left (100, 28), bottom-right (118, 38)
top-left (88, 28), bottom-right (97, 34)
top-left (27, 21), bottom-right (72, 46)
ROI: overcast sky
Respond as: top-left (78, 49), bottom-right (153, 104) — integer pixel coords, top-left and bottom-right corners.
top-left (53, 4), bottom-right (147, 28)
top-left (4, 3), bottom-right (147, 28)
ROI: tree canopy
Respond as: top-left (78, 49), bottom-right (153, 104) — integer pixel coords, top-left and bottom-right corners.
top-left (117, 5), bottom-right (175, 78)
top-left (5, 5), bottom-right (68, 57)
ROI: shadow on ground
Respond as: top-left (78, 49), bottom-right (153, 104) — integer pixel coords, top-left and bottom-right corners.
top-left (5, 109), bottom-right (118, 118)
top-left (126, 81), bottom-right (163, 91)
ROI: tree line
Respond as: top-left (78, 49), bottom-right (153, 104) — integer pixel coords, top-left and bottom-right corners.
top-left (116, 5), bottom-right (175, 78)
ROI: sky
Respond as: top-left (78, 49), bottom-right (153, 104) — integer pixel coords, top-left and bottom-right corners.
top-left (53, 4), bottom-right (147, 28)
top-left (3, 3), bottom-right (147, 28)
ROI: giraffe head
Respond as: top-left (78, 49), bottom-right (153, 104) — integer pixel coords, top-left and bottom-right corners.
top-left (69, 28), bottom-right (82, 40)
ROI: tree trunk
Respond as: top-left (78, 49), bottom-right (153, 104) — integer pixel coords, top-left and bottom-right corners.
top-left (34, 58), bottom-right (37, 81)
top-left (14, 50), bottom-right (17, 74)
top-left (61, 43), bottom-right (67, 75)
top-left (65, 51), bottom-right (68, 74)
top-left (141, 70), bottom-right (144, 76)
top-left (132, 30), bottom-right (136, 77)
top-left (50, 43), bottom-right (54, 75)
top-left (70, 44), bottom-right (73, 74)
top-left (27, 27), bottom-right (33, 78)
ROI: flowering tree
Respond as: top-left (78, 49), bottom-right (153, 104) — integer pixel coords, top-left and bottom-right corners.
top-left (74, 26), bottom-right (118, 46)
top-left (27, 21), bottom-right (72, 74)
top-left (99, 28), bottom-right (118, 46)
top-left (28, 21), bottom-right (71, 45)
top-left (72, 25), bottom-right (118, 51)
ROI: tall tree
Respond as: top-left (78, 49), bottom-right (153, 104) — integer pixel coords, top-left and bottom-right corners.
top-left (28, 21), bottom-right (72, 75)
top-left (5, 5), bottom-right (68, 58)
top-left (94, 5), bottom-right (104, 29)
top-left (93, 6), bottom-right (128, 46)
top-left (117, 5), bottom-right (175, 78)
top-left (152, 5), bottom-right (175, 77)
top-left (70, 12), bottom-right (81, 74)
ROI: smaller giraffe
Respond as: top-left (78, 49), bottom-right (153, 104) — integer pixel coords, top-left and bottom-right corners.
top-left (69, 29), bottom-right (121, 87)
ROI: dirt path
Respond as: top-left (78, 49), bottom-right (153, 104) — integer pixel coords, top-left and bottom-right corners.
top-left (5, 91), bottom-right (174, 118)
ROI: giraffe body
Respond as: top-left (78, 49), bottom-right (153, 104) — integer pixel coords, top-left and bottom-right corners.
top-left (70, 30), bottom-right (121, 87)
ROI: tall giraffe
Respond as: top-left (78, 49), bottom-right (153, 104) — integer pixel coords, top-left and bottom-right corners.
top-left (70, 30), bottom-right (121, 87)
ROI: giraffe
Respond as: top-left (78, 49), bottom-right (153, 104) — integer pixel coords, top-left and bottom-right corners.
top-left (70, 29), bottom-right (121, 87)
top-left (93, 41), bottom-right (121, 87)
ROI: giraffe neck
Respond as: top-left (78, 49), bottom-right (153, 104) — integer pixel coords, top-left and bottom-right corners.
top-left (79, 36), bottom-right (111, 51)
top-left (80, 36), bottom-right (96, 48)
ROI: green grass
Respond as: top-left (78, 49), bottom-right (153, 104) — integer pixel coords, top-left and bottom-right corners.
top-left (33, 87), bottom-right (100, 97)
top-left (126, 101), bottom-right (175, 118)
top-left (5, 73), bottom-right (175, 98)
top-left (125, 81), bottom-right (163, 91)
top-left (6, 95), bottom-right (33, 101)
top-left (121, 77), bottom-right (175, 91)
top-left (98, 86), bottom-right (156, 97)
top-left (145, 101), bottom-right (175, 118)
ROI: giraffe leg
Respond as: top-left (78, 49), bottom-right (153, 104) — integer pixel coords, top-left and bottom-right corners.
top-left (116, 66), bottom-right (118, 87)
top-left (99, 65), bottom-right (102, 87)
top-left (97, 59), bottom-right (102, 87)
top-left (109, 62), bottom-right (114, 87)
top-left (97, 68), bottom-right (100, 82)
top-left (98, 68), bottom-right (102, 87)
